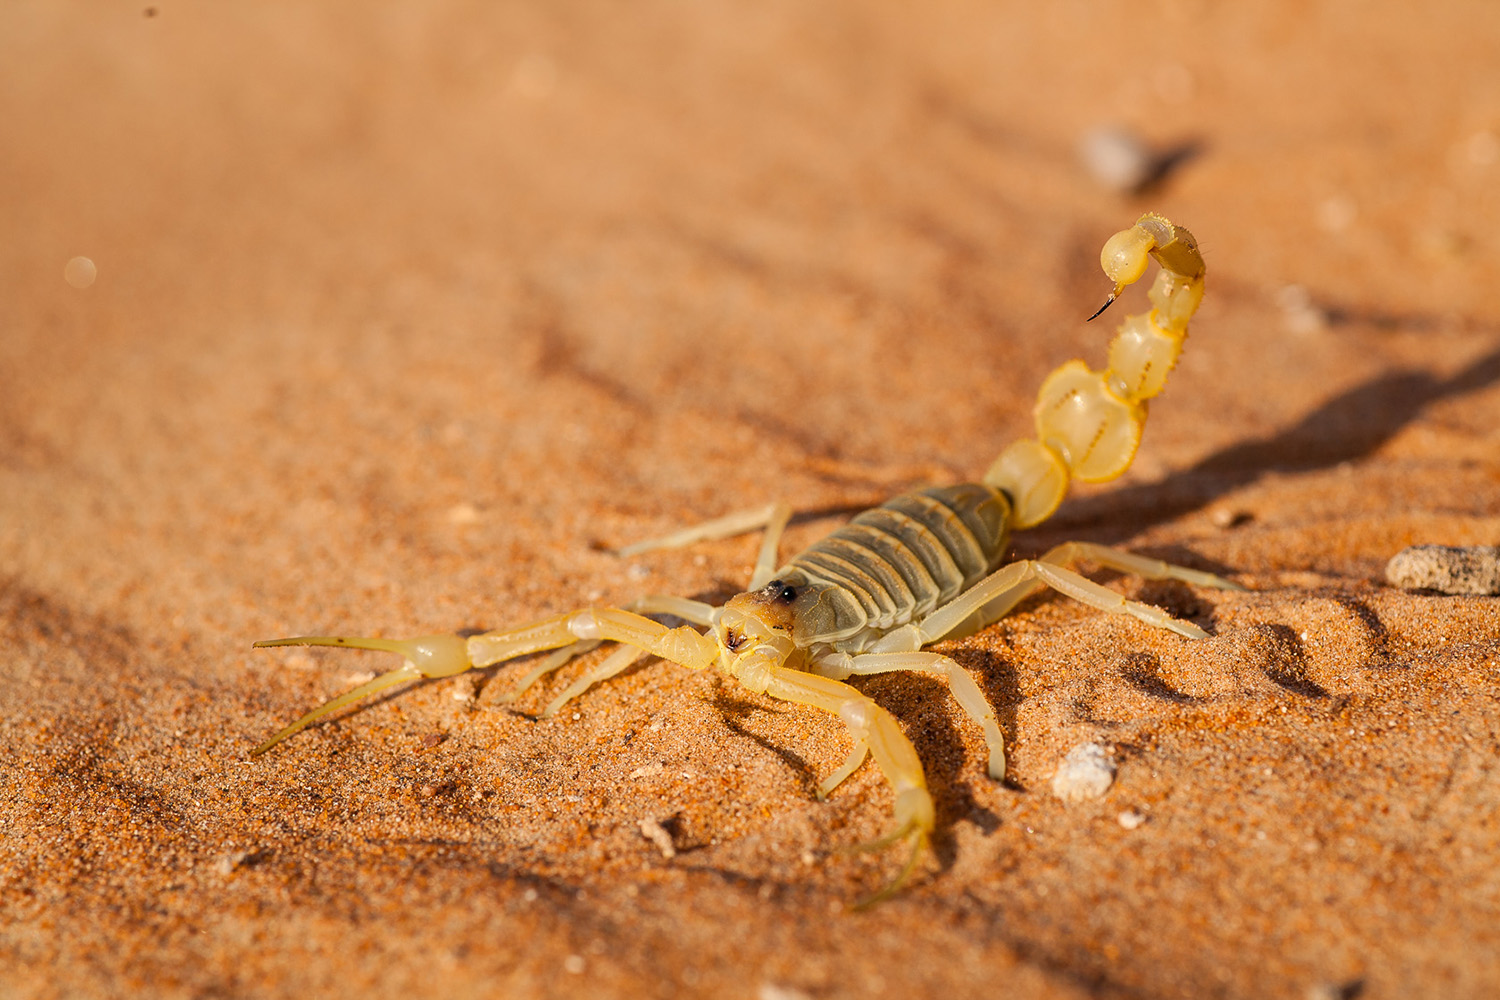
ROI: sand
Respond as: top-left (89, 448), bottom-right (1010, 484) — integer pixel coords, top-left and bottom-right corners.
top-left (3, 2), bottom-right (1499, 998)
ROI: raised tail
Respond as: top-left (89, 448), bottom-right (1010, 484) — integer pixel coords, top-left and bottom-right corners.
top-left (984, 213), bottom-right (1206, 529)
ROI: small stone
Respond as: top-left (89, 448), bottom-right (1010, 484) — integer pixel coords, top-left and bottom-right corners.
top-left (446, 502), bottom-right (482, 525)
top-left (1117, 809), bottom-right (1147, 830)
top-left (1051, 743), bottom-right (1117, 802)
top-left (1078, 126), bottom-right (1154, 193)
top-left (213, 847), bottom-right (268, 875)
top-left (1276, 284), bottom-right (1327, 334)
top-left (1386, 545), bottom-right (1500, 595)
top-left (638, 816), bottom-right (677, 858)
top-left (451, 674), bottom-right (479, 704)
top-left (1210, 507), bottom-right (1253, 529)
top-left (214, 850), bottom-right (252, 876)
top-left (760, 985), bottom-right (815, 1000)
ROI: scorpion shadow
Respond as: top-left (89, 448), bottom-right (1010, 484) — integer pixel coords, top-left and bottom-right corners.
top-left (1043, 342), bottom-right (1500, 544)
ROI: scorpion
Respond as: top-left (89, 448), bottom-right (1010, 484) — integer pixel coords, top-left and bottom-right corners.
top-left (252, 213), bottom-right (1238, 901)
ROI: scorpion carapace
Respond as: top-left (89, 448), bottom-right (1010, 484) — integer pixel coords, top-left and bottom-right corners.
top-left (252, 213), bottom-right (1237, 904)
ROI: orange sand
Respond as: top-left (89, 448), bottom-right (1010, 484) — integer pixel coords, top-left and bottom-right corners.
top-left (4, 3), bottom-right (1499, 998)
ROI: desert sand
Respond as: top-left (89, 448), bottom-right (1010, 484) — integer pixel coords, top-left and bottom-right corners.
top-left (3, 2), bottom-right (1499, 998)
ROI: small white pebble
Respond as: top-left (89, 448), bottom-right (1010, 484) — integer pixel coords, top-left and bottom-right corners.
top-left (214, 850), bottom-right (252, 876)
top-left (1386, 544), bottom-right (1500, 595)
top-left (1276, 284), bottom-right (1327, 334)
top-left (451, 674), bottom-right (479, 704)
top-left (1117, 809), bottom-right (1147, 830)
top-left (563, 954), bottom-right (585, 974)
top-left (446, 503), bottom-right (481, 525)
top-left (64, 256), bottom-right (97, 289)
top-left (628, 762), bottom-right (664, 779)
top-left (759, 984), bottom-right (815, 1000)
top-left (1078, 125), bottom-right (1154, 193)
top-left (1210, 507), bottom-right (1252, 529)
top-left (1051, 743), bottom-right (1117, 802)
top-left (638, 816), bottom-right (677, 859)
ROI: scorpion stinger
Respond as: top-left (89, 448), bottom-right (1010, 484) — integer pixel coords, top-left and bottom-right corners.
top-left (252, 214), bottom-right (1240, 903)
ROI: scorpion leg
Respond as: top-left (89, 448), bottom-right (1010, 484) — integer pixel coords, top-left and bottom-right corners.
top-left (496, 639), bottom-right (604, 704)
top-left (873, 550), bottom-right (1218, 657)
top-left (1025, 561), bottom-right (1215, 638)
top-left (496, 594), bottom-right (717, 704)
top-left (1038, 541), bottom-right (1244, 592)
top-left (810, 650), bottom-right (1006, 780)
top-left (947, 543), bottom-right (1241, 641)
top-left (538, 644), bottom-right (646, 718)
top-left (747, 665), bottom-right (934, 903)
top-left (817, 740), bottom-right (870, 799)
top-left (615, 502), bottom-right (791, 590)
top-left (252, 607), bottom-right (718, 755)
top-left (748, 504), bottom-right (793, 589)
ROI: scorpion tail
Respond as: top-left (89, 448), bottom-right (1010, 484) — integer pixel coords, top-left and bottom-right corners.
top-left (984, 213), bottom-right (1206, 529)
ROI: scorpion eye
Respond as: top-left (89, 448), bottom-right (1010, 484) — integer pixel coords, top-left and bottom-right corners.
top-left (764, 578), bottom-right (797, 603)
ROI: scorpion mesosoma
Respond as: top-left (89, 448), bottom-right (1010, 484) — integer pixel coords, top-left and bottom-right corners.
top-left (253, 213), bottom-right (1239, 901)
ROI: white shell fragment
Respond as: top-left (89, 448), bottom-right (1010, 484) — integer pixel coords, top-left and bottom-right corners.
top-left (1051, 742), bottom-right (1117, 802)
top-left (1385, 545), bottom-right (1500, 596)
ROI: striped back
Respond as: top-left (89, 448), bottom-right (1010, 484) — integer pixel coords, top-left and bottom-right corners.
top-left (781, 483), bottom-right (1011, 638)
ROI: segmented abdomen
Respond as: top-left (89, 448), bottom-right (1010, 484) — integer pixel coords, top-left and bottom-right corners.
top-left (779, 483), bottom-right (1011, 643)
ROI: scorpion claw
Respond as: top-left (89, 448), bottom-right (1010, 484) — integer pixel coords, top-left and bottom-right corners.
top-left (250, 633), bottom-right (473, 754)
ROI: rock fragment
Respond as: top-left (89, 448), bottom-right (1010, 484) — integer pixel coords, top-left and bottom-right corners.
top-left (1385, 545), bottom-right (1500, 595)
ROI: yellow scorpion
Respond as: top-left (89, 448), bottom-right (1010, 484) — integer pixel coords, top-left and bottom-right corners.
top-left (253, 213), bottom-right (1236, 901)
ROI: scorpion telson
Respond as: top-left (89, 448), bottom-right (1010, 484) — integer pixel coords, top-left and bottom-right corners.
top-left (252, 213), bottom-right (1240, 904)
